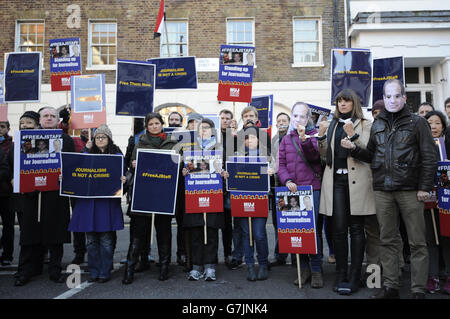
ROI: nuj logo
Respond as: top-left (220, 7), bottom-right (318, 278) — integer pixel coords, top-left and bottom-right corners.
top-left (230, 88), bottom-right (240, 97)
top-left (291, 236), bottom-right (302, 248)
top-left (243, 202), bottom-right (255, 212)
top-left (84, 114), bottom-right (94, 123)
top-left (61, 77), bottom-right (71, 86)
top-left (35, 176), bottom-right (47, 187)
top-left (199, 197), bottom-right (210, 207)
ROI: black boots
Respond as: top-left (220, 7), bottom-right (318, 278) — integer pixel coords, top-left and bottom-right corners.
top-left (332, 231), bottom-right (348, 292)
top-left (122, 238), bottom-right (140, 285)
top-left (135, 251), bottom-right (150, 273)
top-left (158, 244), bottom-right (171, 281)
top-left (337, 223), bottom-right (366, 295)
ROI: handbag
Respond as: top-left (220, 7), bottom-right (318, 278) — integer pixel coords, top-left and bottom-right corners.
top-left (290, 134), bottom-right (322, 180)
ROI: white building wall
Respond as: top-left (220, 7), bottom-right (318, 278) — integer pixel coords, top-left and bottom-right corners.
top-left (6, 81), bottom-right (333, 152)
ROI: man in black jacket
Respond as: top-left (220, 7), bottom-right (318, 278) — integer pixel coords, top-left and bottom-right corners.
top-left (342, 79), bottom-right (438, 299)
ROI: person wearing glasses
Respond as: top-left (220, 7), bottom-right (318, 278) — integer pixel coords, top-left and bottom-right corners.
top-left (69, 125), bottom-right (126, 283)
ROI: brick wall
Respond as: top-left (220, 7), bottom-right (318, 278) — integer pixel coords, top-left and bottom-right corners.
top-left (0, 0), bottom-right (345, 84)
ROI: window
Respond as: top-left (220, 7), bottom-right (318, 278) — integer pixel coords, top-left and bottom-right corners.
top-left (226, 18), bottom-right (254, 46)
top-left (15, 21), bottom-right (45, 53)
top-left (405, 66), bottom-right (434, 112)
top-left (292, 17), bottom-right (323, 67)
top-left (88, 21), bottom-right (117, 69)
top-left (160, 20), bottom-right (188, 57)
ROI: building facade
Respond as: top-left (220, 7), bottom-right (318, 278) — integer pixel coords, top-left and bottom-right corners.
top-left (347, 0), bottom-right (450, 113)
top-left (1, 0), bottom-right (346, 150)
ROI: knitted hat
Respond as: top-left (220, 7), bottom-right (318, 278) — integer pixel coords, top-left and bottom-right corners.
top-left (94, 124), bottom-right (113, 140)
top-left (201, 118), bottom-right (215, 129)
top-left (20, 111), bottom-right (40, 125)
top-left (187, 113), bottom-right (203, 123)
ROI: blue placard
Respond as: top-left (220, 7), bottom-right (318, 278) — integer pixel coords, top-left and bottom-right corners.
top-left (372, 56), bottom-right (404, 106)
top-left (226, 161), bottom-right (269, 192)
top-left (60, 153), bottom-right (124, 198)
top-left (4, 52), bottom-right (42, 103)
top-left (131, 150), bottom-right (180, 215)
top-left (49, 38), bottom-right (82, 91)
top-left (331, 48), bottom-right (372, 108)
top-left (116, 60), bottom-right (156, 117)
top-left (147, 56), bottom-right (197, 90)
top-left (250, 95), bottom-right (273, 129)
top-left (71, 74), bottom-right (105, 113)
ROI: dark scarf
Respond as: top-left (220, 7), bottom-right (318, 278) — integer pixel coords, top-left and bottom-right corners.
top-left (145, 131), bottom-right (167, 148)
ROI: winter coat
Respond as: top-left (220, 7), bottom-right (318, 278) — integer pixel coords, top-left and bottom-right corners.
top-left (351, 107), bottom-right (439, 192)
top-left (277, 128), bottom-right (322, 190)
top-left (318, 118), bottom-right (376, 216)
top-left (0, 146), bottom-right (11, 196)
top-left (182, 138), bottom-right (225, 229)
top-left (19, 133), bottom-right (75, 245)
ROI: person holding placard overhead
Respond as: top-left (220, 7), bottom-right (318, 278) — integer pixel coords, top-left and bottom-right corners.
top-left (317, 89), bottom-right (376, 295)
top-left (423, 110), bottom-right (450, 294)
top-left (68, 125), bottom-right (126, 283)
top-left (277, 102), bottom-right (323, 288)
top-left (123, 112), bottom-right (177, 284)
top-left (182, 118), bottom-right (225, 281)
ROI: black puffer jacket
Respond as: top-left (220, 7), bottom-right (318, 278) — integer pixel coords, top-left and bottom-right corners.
top-left (351, 106), bottom-right (438, 192)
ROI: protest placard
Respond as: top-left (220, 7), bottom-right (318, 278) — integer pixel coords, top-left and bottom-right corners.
top-left (437, 162), bottom-right (450, 237)
top-left (13, 129), bottom-right (62, 193)
top-left (49, 38), bottom-right (82, 91)
top-left (331, 48), bottom-right (372, 108)
top-left (372, 56), bottom-right (404, 106)
top-left (218, 45), bottom-right (255, 103)
top-left (131, 149), bottom-right (180, 215)
top-left (60, 153), bottom-right (123, 198)
top-left (184, 150), bottom-right (223, 213)
top-left (4, 52), bottom-right (41, 103)
top-left (147, 56), bottom-right (197, 90)
top-left (116, 60), bottom-right (156, 117)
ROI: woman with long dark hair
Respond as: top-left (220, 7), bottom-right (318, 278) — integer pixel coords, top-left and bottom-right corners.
top-left (317, 89), bottom-right (376, 295)
top-left (69, 124), bottom-right (125, 283)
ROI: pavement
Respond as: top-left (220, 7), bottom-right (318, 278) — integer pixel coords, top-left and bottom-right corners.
top-left (0, 203), bottom-right (449, 302)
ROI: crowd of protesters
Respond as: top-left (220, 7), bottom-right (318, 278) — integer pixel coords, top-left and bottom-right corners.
top-left (0, 79), bottom-right (449, 299)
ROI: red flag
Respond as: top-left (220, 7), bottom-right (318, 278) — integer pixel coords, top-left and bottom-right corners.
top-left (154, 0), bottom-right (165, 39)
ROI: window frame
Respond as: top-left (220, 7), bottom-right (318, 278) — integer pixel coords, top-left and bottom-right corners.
top-left (87, 19), bottom-right (117, 70)
top-left (159, 18), bottom-right (189, 58)
top-left (291, 16), bottom-right (324, 68)
top-left (226, 17), bottom-right (255, 47)
top-left (15, 20), bottom-right (46, 67)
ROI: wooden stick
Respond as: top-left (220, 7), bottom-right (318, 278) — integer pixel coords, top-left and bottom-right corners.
top-left (88, 128), bottom-right (92, 142)
top-left (249, 216), bottom-right (253, 247)
top-left (204, 213), bottom-right (207, 245)
top-left (296, 254), bottom-right (302, 289)
top-left (151, 213), bottom-right (155, 246)
top-left (431, 209), bottom-right (440, 245)
top-left (37, 192), bottom-right (41, 223)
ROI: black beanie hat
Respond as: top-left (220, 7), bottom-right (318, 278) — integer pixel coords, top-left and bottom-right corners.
top-left (20, 111), bottom-right (40, 125)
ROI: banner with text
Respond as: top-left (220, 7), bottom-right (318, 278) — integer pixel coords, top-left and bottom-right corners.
top-left (147, 56), bottom-right (197, 90)
top-left (437, 162), bottom-right (450, 237)
top-left (4, 52), bottom-right (42, 103)
top-left (372, 56), bottom-right (404, 106)
top-left (218, 45), bottom-right (255, 103)
top-left (250, 95), bottom-right (273, 130)
top-left (184, 150), bottom-right (223, 213)
top-left (49, 38), bottom-right (82, 91)
top-left (60, 153), bottom-right (123, 198)
top-left (116, 60), bottom-right (156, 117)
top-left (13, 129), bottom-right (62, 193)
top-left (131, 150), bottom-right (180, 215)
top-left (331, 48), bottom-right (372, 108)
top-left (70, 74), bottom-right (106, 129)
top-left (276, 186), bottom-right (317, 254)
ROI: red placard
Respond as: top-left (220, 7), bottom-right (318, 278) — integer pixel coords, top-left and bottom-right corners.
top-left (230, 192), bottom-right (268, 218)
top-left (185, 190), bottom-right (223, 213)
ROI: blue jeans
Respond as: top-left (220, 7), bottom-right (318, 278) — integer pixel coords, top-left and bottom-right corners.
top-left (299, 190), bottom-right (323, 273)
top-left (240, 217), bottom-right (269, 266)
top-left (86, 231), bottom-right (115, 279)
top-left (232, 217), bottom-right (244, 261)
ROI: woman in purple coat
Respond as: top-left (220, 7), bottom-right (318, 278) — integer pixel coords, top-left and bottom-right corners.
top-left (277, 102), bottom-right (323, 288)
top-left (69, 125), bottom-right (125, 283)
